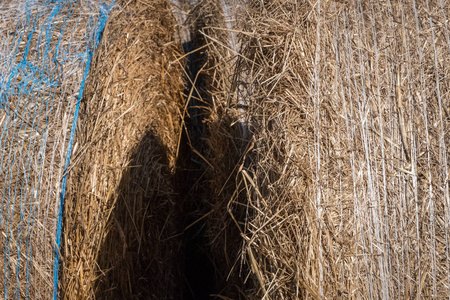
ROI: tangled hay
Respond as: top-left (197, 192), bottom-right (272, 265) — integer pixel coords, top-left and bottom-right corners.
top-left (61, 0), bottom-right (184, 298)
top-left (0, 1), bottom-right (111, 298)
top-left (231, 0), bottom-right (450, 298)
top-left (189, 0), bottom-right (450, 298)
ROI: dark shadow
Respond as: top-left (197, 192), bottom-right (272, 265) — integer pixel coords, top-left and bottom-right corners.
top-left (175, 115), bottom-right (217, 300)
top-left (175, 38), bottom-right (218, 300)
top-left (93, 2), bottom-right (252, 298)
top-left (95, 130), bottom-right (183, 300)
top-left (176, 1), bottom-right (252, 297)
top-left (204, 116), bottom-right (252, 300)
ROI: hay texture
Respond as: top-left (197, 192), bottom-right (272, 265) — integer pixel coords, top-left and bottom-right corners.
top-left (61, 0), bottom-right (184, 298)
top-left (231, 0), bottom-right (450, 298)
top-left (0, 1), bottom-right (111, 298)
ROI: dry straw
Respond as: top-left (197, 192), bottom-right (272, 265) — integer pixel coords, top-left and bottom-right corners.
top-left (237, 0), bottom-right (449, 298)
top-left (200, 0), bottom-right (449, 298)
top-left (1, 0), bottom-right (447, 298)
top-left (61, 0), bottom-right (184, 298)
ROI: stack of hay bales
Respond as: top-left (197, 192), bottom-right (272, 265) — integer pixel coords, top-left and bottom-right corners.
top-left (0, 1), bottom-right (111, 298)
top-left (202, 0), bottom-right (450, 298)
top-left (2, 0), bottom-right (447, 298)
top-left (61, 0), bottom-right (184, 298)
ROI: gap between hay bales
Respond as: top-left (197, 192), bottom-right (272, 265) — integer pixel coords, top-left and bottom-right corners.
top-left (60, 0), bottom-right (249, 299)
top-left (173, 0), bottom-right (251, 298)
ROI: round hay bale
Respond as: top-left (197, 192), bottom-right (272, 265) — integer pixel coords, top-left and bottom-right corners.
top-left (235, 0), bottom-right (450, 298)
top-left (0, 1), bottom-right (113, 298)
top-left (61, 0), bottom-right (185, 298)
top-left (186, 0), bottom-right (450, 298)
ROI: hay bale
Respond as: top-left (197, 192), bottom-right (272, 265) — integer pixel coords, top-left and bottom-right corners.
top-left (233, 0), bottom-right (450, 298)
top-left (61, 0), bottom-right (184, 298)
top-left (0, 1), bottom-right (111, 298)
top-left (188, 0), bottom-right (450, 298)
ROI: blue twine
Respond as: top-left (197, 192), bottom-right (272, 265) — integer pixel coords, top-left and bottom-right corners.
top-left (0, 1), bottom-right (114, 298)
top-left (52, 2), bottom-right (114, 299)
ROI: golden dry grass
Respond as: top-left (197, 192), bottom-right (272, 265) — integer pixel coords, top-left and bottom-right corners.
top-left (1, 0), bottom-right (448, 298)
top-left (61, 0), bottom-right (184, 298)
top-left (182, 0), bottom-right (253, 297)
top-left (234, 0), bottom-right (450, 298)
top-left (198, 0), bottom-right (450, 298)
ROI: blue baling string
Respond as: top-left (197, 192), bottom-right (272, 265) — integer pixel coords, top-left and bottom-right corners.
top-left (52, 2), bottom-right (114, 299)
top-left (0, 0), bottom-right (114, 298)
top-left (19, 2), bottom-right (78, 298)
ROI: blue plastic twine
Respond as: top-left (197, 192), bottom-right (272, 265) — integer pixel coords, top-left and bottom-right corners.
top-left (52, 2), bottom-right (114, 299)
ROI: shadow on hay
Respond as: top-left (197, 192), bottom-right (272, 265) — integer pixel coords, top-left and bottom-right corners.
top-left (171, 38), bottom-right (222, 299)
top-left (175, 106), bottom-right (217, 300)
top-left (175, 96), bottom-right (251, 300)
top-left (180, 31), bottom-right (252, 299)
top-left (91, 2), bottom-right (252, 297)
top-left (95, 130), bottom-right (183, 300)
top-left (92, 106), bottom-right (248, 300)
